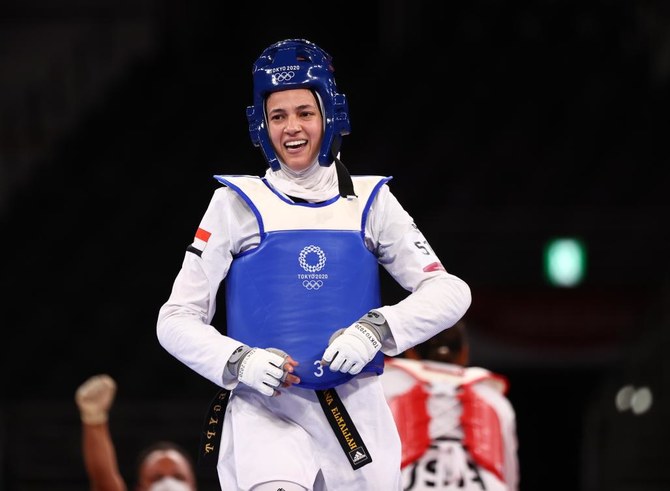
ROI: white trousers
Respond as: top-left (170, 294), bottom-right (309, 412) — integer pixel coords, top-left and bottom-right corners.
top-left (217, 374), bottom-right (403, 491)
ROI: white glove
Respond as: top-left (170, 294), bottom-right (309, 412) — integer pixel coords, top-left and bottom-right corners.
top-left (322, 321), bottom-right (383, 375)
top-left (227, 345), bottom-right (290, 397)
top-left (75, 374), bottom-right (117, 425)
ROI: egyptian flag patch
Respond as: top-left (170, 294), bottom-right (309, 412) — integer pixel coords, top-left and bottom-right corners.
top-left (423, 261), bottom-right (446, 273)
top-left (187, 227), bottom-right (211, 257)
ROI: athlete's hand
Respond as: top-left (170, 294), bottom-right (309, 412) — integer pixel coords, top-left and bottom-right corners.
top-left (75, 374), bottom-right (117, 425)
top-left (321, 322), bottom-right (382, 375)
top-left (228, 346), bottom-right (300, 396)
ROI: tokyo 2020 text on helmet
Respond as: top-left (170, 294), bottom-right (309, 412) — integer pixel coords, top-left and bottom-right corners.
top-left (246, 38), bottom-right (351, 171)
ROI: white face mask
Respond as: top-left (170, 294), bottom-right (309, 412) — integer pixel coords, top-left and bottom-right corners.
top-left (147, 476), bottom-right (192, 491)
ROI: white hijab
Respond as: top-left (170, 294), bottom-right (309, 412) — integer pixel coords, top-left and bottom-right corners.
top-left (264, 159), bottom-right (339, 202)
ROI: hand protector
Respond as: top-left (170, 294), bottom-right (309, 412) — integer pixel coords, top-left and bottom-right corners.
top-left (232, 347), bottom-right (290, 396)
top-left (322, 321), bottom-right (382, 375)
top-left (75, 374), bottom-right (117, 425)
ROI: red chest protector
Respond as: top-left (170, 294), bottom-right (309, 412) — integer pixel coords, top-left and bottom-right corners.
top-left (387, 381), bottom-right (431, 468)
top-left (458, 381), bottom-right (506, 481)
top-left (385, 358), bottom-right (509, 482)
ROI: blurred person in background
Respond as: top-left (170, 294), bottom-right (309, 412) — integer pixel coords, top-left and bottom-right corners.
top-left (381, 321), bottom-right (519, 490)
top-left (75, 374), bottom-right (198, 491)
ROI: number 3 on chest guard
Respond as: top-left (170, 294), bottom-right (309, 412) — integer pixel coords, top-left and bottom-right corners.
top-left (313, 360), bottom-right (325, 377)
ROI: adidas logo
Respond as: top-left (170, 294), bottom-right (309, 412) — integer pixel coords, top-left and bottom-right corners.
top-left (351, 449), bottom-right (368, 463)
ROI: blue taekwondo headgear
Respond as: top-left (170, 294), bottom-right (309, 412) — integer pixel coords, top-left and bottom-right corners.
top-left (246, 38), bottom-right (351, 172)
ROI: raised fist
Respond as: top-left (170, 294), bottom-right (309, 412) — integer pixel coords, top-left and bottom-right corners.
top-left (75, 374), bottom-right (117, 425)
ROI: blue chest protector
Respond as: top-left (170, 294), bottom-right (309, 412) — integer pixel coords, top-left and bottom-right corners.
top-left (215, 174), bottom-right (391, 390)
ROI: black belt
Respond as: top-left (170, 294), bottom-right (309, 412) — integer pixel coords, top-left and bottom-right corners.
top-left (315, 388), bottom-right (372, 470)
top-left (197, 387), bottom-right (372, 471)
top-left (197, 388), bottom-right (230, 468)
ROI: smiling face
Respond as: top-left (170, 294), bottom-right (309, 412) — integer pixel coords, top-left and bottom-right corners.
top-left (266, 88), bottom-right (324, 171)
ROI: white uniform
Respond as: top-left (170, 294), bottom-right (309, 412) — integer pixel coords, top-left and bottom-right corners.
top-left (157, 164), bottom-right (472, 490)
top-left (381, 358), bottom-right (519, 491)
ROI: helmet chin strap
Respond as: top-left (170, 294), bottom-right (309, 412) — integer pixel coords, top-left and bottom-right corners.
top-left (334, 155), bottom-right (356, 199)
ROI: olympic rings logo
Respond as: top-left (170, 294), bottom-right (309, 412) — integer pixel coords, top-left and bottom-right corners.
top-left (302, 280), bottom-right (324, 290)
top-left (298, 245), bottom-right (326, 272)
top-left (273, 71), bottom-right (295, 83)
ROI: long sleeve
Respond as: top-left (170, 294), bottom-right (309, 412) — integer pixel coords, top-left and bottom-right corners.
top-left (156, 187), bottom-right (260, 388)
top-left (365, 185), bottom-right (472, 355)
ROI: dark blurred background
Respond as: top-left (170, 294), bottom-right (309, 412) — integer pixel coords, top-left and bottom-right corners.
top-left (1, 0), bottom-right (669, 489)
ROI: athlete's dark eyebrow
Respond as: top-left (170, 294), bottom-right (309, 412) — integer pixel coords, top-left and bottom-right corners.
top-left (268, 103), bottom-right (316, 115)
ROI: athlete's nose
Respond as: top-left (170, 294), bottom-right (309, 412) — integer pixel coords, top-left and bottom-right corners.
top-left (284, 115), bottom-right (301, 134)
